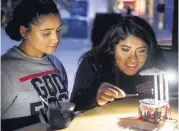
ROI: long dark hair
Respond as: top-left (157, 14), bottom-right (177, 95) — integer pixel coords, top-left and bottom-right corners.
top-left (5, 0), bottom-right (60, 41)
top-left (80, 16), bottom-right (162, 74)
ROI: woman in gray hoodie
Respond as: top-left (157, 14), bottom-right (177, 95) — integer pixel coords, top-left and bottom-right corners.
top-left (1, 0), bottom-right (69, 130)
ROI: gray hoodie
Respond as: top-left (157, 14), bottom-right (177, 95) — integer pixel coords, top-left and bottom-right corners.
top-left (1, 46), bottom-right (68, 120)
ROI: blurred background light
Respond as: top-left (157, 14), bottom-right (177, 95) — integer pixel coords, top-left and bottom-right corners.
top-left (166, 70), bottom-right (177, 84)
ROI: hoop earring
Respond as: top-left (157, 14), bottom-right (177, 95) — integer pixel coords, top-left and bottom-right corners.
top-left (22, 33), bottom-right (27, 39)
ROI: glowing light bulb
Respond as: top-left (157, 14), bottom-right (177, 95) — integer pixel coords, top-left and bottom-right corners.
top-left (166, 70), bottom-right (177, 83)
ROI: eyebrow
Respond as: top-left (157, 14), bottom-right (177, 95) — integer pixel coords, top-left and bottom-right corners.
top-left (120, 45), bottom-right (147, 49)
top-left (137, 47), bottom-right (147, 49)
top-left (40, 24), bottom-right (62, 31)
top-left (120, 45), bottom-right (131, 48)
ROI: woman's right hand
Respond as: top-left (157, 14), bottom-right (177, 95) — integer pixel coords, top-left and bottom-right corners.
top-left (96, 82), bottom-right (126, 106)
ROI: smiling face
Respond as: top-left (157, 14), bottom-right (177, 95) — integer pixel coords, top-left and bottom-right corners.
top-left (20, 14), bottom-right (62, 57)
top-left (115, 35), bottom-right (148, 75)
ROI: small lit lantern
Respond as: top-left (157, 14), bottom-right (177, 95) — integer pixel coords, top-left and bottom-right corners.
top-left (138, 67), bottom-right (171, 124)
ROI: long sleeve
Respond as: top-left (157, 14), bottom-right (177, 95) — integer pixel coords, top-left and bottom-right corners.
top-left (1, 69), bottom-right (40, 131)
top-left (70, 58), bottom-right (101, 111)
top-left (1, 70), bottom-right (16, 119)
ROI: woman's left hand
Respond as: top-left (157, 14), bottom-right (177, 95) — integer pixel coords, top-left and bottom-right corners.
top-left (136, 81), bottom-right (154, 94)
